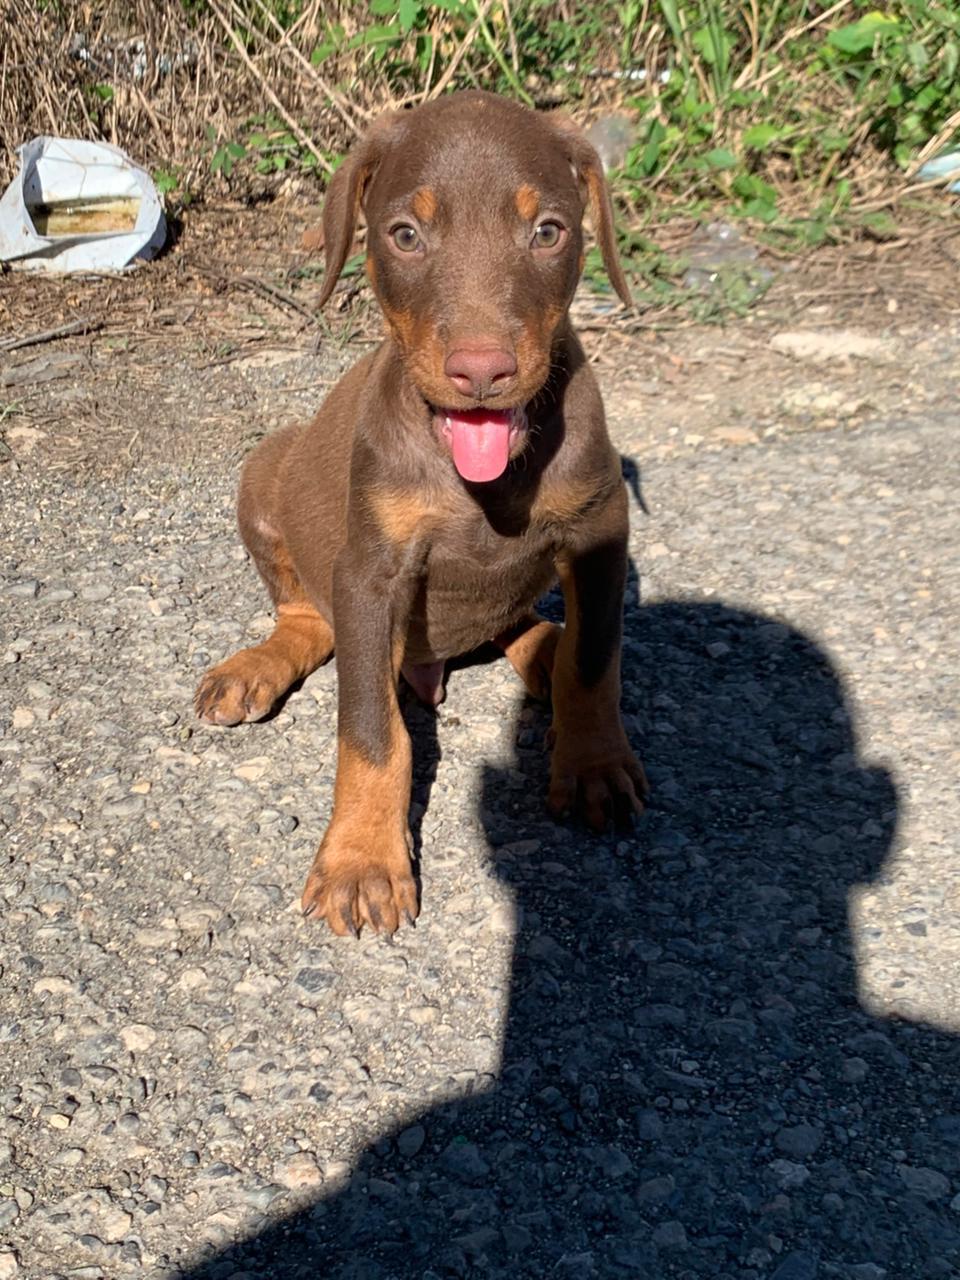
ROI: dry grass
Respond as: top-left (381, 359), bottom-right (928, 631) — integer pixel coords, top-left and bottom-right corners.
top-left (0, 1), bottom-right (366, 193)
top-left (0, 0), bottom-right (559, 199)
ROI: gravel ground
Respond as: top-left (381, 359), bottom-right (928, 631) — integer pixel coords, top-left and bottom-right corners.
top-left (2, 268), bottom-right (960, 1280)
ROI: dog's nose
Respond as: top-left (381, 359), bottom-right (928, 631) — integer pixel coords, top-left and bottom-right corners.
top-left (444, 345), bottom-right (517, 399)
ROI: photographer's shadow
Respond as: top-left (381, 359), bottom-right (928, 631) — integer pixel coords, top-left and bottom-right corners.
top-left (186, 598), bottom-right (960, 1279)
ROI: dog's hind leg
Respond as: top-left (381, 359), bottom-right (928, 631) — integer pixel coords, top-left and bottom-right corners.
top-left (494, 612), bottom-right (561, 702)
top-left (195, 430), bottom-right (335, 726)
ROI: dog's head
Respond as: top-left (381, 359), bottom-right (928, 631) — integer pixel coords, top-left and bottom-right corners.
top-left (317, 91), bottom-right (630, 482)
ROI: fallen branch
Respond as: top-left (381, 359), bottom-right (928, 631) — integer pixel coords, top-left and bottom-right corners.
top-left (0, 318), bottom-right (103, 353)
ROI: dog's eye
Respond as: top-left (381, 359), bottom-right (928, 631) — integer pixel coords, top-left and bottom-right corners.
top-left (532, 221), bottom-right (564, 250)
top-left (391, 224), bottom-right (422, 253)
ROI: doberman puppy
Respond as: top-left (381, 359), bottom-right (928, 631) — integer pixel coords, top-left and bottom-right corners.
top-left (195, 90), bottom-right (647, 937)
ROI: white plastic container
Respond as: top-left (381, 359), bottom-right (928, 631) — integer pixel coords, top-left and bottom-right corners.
top-left (0, 136), bottom-right (166, 273)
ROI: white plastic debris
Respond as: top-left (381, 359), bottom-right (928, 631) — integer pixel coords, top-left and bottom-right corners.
top-left (917, 149), bottom-right (960, 194)
top-left (0, 136), bottom-right (166, 273)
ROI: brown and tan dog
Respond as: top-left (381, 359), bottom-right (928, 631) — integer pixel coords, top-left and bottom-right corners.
top-left (195, 91), bottom-right (647, 937)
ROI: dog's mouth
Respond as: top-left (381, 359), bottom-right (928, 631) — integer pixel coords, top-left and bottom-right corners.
top-left (435, 406), bottom-right (527, 483)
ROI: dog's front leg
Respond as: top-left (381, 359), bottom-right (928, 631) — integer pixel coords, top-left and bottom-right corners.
top-left (301, 542), bottom-right (421, 936)
top-left (549, 485), bottom-right (648, 830)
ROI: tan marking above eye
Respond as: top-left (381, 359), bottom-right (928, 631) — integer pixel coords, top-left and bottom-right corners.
top-left (515, 184), bottom-right (540, 221)
top-left (411, 186), bottom-right (437, 222)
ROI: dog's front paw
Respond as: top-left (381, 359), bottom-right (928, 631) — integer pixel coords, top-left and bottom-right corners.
top-left (301, 827), bottom-right (419, 937)
top-left (548, 729), bottom-right (648, 831)
top-left (194, 649), bottom-right (289, 726)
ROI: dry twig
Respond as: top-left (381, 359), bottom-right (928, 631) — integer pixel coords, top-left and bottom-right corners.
top-left (0, 318), bottom-right (104, 353)
top-left (207, 0), bottom-right (334, 175)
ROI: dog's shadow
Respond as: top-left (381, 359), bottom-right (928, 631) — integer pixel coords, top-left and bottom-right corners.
top-left (183, 584), bottom-right (960, 1278)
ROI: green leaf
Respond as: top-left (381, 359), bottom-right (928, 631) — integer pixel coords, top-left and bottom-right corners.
top-left (828, 13), bottom-right (900, 56)
top-left (340, 251), bottom-right (366, 278)
top-left (861, 210), bottom-right (898, 239)
top-left (350, 23), bottom-right (403, 49)
top-left (641, 136), bottom-right (661, 175)
top-left (732, 173), bottom-right (776, 203)
top-left (417, 33), bottom-right (433, 73)
top-left (211, 147), bottom-right (232, 177)
top-left (740, 197), bottom-right (778, 222)
top-left (742, 124), bottom-right (779, 150)
top-left (906, 40), bottom-right (929, 71)
top-left (398, 0), bottom-right (419, 31)
top-left (692, 23), bottom-right (731, 68)
top-left (943, 41), bottom-right (959, 82)
top-left (153, 170), bottom-right (178, 196)
top-left (704, 147), bottom-right (737, 170)
top-left (821, 132), bottom-right (851, 154)
top-left (94, 83), bottom-right (114, 102)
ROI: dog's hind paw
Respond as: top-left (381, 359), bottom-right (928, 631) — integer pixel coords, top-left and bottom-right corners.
top-left (548, 729), bottom-right (649, 832)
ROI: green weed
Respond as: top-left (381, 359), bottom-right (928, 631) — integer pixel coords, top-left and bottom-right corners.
top-left (177, 0), bottom-right (959, 313)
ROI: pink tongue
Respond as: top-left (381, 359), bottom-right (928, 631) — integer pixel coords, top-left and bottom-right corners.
top-left (447, 410), bottom-right (513, 483)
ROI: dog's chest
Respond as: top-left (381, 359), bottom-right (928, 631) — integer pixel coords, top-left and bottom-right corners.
top-left (404, 520), bottom-right (558, 661)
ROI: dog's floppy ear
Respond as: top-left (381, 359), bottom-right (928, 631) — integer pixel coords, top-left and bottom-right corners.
top-left (550, 115), bottom-right (632, 308)
top-left (317, 112), bottom-right (403, 309)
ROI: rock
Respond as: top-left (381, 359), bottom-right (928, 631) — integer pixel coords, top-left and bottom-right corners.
top-left (46, 1189), bottom-right (132, 1243)
top-left (243, 1182), bottom-right (286, 1212)
top-left (633, 1004), bottom-right (685, 1028)
top-left (441, 1141), bottom-right (490, 1184)
top-left (293, 967), bottom-right (335, 997)
top-left (635, 1110), bottom-right (664, 1141)
top-left (503, 1223), bottom-right (533, 1253)
top-left (652, 1220), bottom-right (687, 1248)
top-left (898, 1164), bottom-right (950, 1200)
top-left (715, 425), bottom-right (760, 446)
top-left (842, 1057), bottom-right (868, 1083)
top-left (119, 1024), bottom-right (157, 1053)
top-left (769, 1159), bottom-right (810, 1189)
top-left (583, 1145), bottom-right (632, 1179)
top-left (775, 1124), bottom-right (824, 1159)
top-left (453, 1226), bottom-right (500, 1255)
top-left (101, 794), bottom-right (146, 820)
top-left (637, 1175), bottom-right (675, 1203)
top-left (397, 1124), bottom-right (426, 1159)
top-left (770, 330), bottom-right (894, 363)
top-left (0, 1252), bottom-right (19, 1279)
top-left (274, 1152), bottom-right (323, 1191)
top-left (770, 1251), bottom-right (818, 1280)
